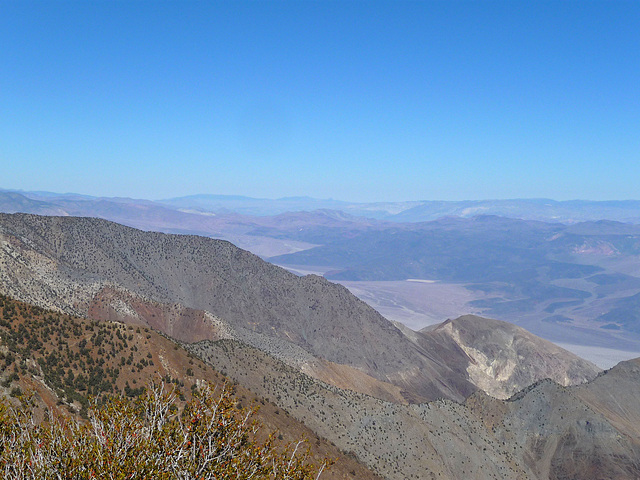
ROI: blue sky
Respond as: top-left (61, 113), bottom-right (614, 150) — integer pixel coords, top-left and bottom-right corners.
top-left (1, 1), bottom-right (638, 202)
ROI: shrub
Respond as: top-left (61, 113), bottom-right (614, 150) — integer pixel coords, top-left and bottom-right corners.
top-left (0, 383), bottom-right (327, 479)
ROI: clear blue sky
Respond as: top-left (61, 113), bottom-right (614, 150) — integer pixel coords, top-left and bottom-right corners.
top-left (1, 1), bottom-right (638, 202)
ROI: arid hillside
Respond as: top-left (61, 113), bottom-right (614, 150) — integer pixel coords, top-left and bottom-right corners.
top-left (190, 337), bottom-right (640, 479)
top-left (0, 294), bottom-right (379, 480)
top-left (0, 213), bottom-right (600, 405)
top-left (4, 213), bottom-right (637, 479)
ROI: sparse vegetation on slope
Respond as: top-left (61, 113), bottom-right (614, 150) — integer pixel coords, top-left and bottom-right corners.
top-left (190, 338), bottom-right (640, 480)
top-left (0, 292), bottom-right (190, 416)
top-left (2, 213), bottom-right (597, 404)
top-left (0, 294), bottom-right (378, 479)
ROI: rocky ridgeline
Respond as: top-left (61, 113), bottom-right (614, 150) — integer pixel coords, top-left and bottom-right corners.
top-left (189, 339), bottom-right (640, 480)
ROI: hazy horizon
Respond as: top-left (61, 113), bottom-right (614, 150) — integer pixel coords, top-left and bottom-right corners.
top-left (4, 187), bottom-right (640, 206)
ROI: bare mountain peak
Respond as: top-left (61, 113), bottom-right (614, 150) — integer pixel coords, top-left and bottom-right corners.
top-left (421, 314), bottom-right (601, 399)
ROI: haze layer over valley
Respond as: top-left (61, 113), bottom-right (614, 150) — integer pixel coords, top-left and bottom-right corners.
top-left (4, 189), bottom-right (640, 367)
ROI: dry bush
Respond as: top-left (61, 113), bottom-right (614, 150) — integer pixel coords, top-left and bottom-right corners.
top-left (0, 383), bottom-right (328, 479)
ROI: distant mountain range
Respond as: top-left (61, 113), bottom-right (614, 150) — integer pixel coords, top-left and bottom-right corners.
top-left (161, 194), bottom-right (640, 223)
top-left (3, 189), bottom-right (640, 359)
top-left (5, 188), bottom-right (640, 223)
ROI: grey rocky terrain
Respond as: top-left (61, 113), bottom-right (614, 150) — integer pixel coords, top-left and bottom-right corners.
top-left (189, 339), bottom-right (640, 479)
top-left (3, 212), bottom-right (635, 479)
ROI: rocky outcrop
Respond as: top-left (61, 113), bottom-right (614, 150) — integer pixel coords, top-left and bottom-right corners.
top-left (420, 315), bottom-right (601, 399)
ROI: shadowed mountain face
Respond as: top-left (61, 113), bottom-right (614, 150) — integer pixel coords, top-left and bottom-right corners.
top-left (0, 213), bottom-right (600, 404)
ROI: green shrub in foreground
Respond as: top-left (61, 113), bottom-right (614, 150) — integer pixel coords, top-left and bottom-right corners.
top-left (0, 383), bottom-right (327, 479)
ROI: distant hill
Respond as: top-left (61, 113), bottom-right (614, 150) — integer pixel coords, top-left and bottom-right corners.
top-left (160, 194), bottom-right (640, 223)
top-left (0, 191), bottom-right (68, 216)
top-left (272, 215), bottom-right (640, 343)
top-left (0, 191), bottom-right (373, 257)
top-left (387, 198), bottom-right (640, 223)
top-left (158, 194), bottom-right (353, 217)
top-left (6, 189), bottom-right (640, 223)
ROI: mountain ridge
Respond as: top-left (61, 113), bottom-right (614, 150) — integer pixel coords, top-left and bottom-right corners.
top-left (0, 212), bottom-right (600, 404)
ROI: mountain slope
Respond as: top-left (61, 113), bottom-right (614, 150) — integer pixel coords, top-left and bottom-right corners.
top-left (0, 293), bottom-right (379, 480)
top-left (190, 337), bottom-right (640, 480)
top-left (0, 213), bottom-right (473, 401)
top-left (0, 213), bottom-right (602, 406)
top-left (0, 213), bottom-right (601, 404)
top-left (3, 213), bottom-right (640, 478)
